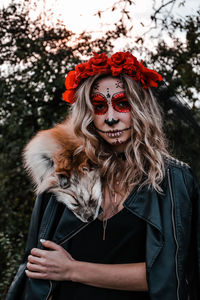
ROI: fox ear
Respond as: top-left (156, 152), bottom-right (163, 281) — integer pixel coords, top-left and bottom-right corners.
top-left (58, 174), bottom-right (70, 189)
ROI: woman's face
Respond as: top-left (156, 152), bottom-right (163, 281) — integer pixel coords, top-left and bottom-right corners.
top-left (91, 76), bottom-right (132, 152)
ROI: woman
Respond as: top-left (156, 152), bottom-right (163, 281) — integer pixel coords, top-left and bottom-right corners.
top-left (6, 52), bottom-right (200, 300)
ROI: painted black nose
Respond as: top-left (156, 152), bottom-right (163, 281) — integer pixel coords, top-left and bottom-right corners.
top-left (104, 118), bottom-right (119, 126)
top-left (87, 216), bottom-right (94, 222)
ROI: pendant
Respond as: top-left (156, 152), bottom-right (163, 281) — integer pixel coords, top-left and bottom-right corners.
top-left (114, 193), bottom-right (117, 203)
top-left (103, 219), bottom-right (107, 240)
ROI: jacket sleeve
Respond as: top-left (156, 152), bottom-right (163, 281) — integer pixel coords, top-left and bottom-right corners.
top-left (184, 169), bottom-right (200, 299)
top-left (6, 193), bottom-right (52, 300)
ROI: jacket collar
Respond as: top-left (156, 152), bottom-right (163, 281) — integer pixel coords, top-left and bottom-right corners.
top-left (123, 185), bottom-right (163, 235)
top-left (51, 205), bottom-right (103, 246)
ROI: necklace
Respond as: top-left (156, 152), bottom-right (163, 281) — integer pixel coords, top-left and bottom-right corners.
top-left (102, 188), bottom-right (125, 240)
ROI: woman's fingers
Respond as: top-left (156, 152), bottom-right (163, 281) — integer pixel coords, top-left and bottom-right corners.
top-left (30, 241), bottom-right (63, 258)
top-left (28, 254), bottom-right (44, 265)
top-left (27, 262), bottom-right (46, 273)
top-left (39, 240), bottom-right (74, 259)
top-left (25, 269), bottom-right (47, 279)
top-left (40, 239), bottom-right (62, 251)
top-left (31, 247), bottom-right (45, 257)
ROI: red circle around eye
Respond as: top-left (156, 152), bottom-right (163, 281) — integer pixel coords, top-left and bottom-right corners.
top-left (92, 103), bottom-right (108, 115)
top-left (91, 94), bottom-right (108, 115)
top-left (112, 95), bottom-right (131, 113)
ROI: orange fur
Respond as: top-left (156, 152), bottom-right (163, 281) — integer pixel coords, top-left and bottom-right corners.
top-left (48, 117), bottom-right (91, 177)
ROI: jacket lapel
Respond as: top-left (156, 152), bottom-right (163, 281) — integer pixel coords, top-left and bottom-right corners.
top-left (124, 186), bottom-right (164, 270)
top-left (52, 207), bottom-right (89, 245)
top-left (52, 206), bottom-right (103, 248)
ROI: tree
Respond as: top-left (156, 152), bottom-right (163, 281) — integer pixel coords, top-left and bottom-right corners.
top-left (126, 2), bottom-right (200, 176)
top-left (148, 10), bottom-right (200, 175)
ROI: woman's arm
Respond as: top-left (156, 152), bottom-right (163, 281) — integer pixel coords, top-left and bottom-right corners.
top-left (26, 240), bottom-right (148, 291)
top-left (72, 260), bottom-right (147, 291)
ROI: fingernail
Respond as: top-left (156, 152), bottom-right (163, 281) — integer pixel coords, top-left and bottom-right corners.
top-left (40, 239), bottom-right (46, 243)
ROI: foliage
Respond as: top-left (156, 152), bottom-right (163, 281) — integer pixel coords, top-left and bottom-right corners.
top-left (148, 10), bottom-right (200, 176)
top-left (128, 4), bottom-right (200, 176)
top-left (150, 11), bottom-right (200, 107)
top-left (0, 231), bottom-right (25, 296)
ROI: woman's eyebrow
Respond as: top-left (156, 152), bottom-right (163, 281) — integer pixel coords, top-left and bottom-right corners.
top-left (112, 92), bottom-right (127, 100)
top-left (91, 93), bottom-right (107, 101)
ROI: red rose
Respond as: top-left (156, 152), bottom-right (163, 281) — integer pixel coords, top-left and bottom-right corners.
top-left (123, 55), bottom-right (140, 75)
top-left (145, 70), bottom-right (162, 88)
top-left (110, 52), bottom-right (127, 65)
top-left (109, 52), bottom-right (127, 76)
top-left (139, 62), bottom-right (162, 88)
top-left (75, 62), bottom-right (93, 81)
top-left (64, 71), bottom-right (77, 89)
top-left (109, 52), bottom-right (140, 76)
top-left (62, 90), bottom-right (75, 104)
top-left (88, 52), bottom-right (110, 73)
top-left (62, 71), bottom-right (77, 104)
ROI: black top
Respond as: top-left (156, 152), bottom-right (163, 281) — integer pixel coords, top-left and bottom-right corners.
top-left (53, 208), bottom-right (150, 299)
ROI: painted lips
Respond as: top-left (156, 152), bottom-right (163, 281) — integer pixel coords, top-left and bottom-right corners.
top-left (96, 126), bottom-right (132, 135)
top-left (106, 131), bottom-right (123, 138)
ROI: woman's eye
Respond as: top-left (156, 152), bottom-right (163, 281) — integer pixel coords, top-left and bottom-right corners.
top-left (118, 101), bottom-right (129, 107)
top-left (72, 203), bottom-right (79, 207)
top-left (95, 104), bottom-right (106, 110)
top-left (113, 99), bottom-right (131, 112)
top-left (91, 101), bottom-right (108, 114)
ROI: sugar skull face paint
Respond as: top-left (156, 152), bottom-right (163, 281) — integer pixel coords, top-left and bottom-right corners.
top-left (91, 92), bottom-right (131, 115)
top-left (91, 76), bottom-right (132, 152)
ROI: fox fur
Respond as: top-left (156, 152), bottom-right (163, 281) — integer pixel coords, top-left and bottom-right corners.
top-left (23, 116), bottom-right (102, 222)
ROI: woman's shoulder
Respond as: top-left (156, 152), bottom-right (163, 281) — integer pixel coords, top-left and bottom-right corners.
top-left (164, 156), bottom-right (200, 196)
top-left (165, 156), bottom-right (190, 169)
top-left (165, 156), bottom-right (190, 170)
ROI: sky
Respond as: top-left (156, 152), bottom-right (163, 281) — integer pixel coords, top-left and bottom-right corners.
top-left (1, 0), bottom-right (199, 29)
top-left (1, 0), bottom-right (199, 54)
top-left (0, 0), bottom-right (199, 65)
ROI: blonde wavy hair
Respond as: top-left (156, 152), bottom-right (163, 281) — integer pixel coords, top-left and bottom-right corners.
top-left (70, 73), bottom-right (170, 193)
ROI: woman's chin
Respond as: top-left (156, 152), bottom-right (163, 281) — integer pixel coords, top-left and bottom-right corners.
top-left (109, 139), bottom-right (129, 152)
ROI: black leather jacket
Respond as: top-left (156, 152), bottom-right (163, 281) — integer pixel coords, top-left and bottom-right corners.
top-left (6, 160), bottom-right (200, 300)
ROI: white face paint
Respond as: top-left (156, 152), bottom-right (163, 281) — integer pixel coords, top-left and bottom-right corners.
top-left (91, 76), bottom-right (132, 152)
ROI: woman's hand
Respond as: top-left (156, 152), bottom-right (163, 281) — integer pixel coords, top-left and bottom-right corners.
top-left (26, 240), bottom-right (75, 281)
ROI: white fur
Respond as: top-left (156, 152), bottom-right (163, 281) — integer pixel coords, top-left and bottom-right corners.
top-left (23, 130), bottom-right (60, 190)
